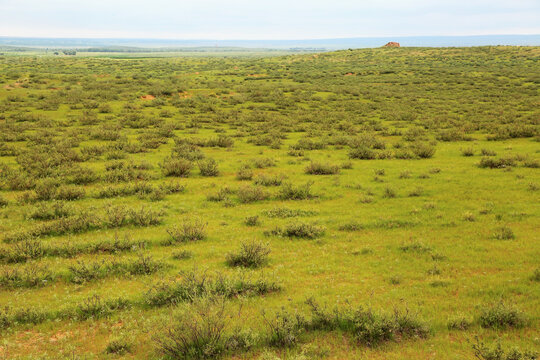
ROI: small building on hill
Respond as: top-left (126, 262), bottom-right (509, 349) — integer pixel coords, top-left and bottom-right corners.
top-left (383, 42), bottom-right (401, 48)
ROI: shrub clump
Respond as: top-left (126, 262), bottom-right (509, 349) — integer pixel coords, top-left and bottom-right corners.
top-left (304, 162), bottom-right (340, 175)
top-left (478, 302), bottom-right (527, 330)
top-left (166, 218), bottom-right (207, 244)
top-left (267, 222), bottom-right (325, 239)
top-left (226, 241), bottom-right (271, 268)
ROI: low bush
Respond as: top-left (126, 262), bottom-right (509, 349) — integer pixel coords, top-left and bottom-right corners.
top-left (166, 218), bottom-right (207, 244)
top-left (278, 182), bottom-right (315, 200)
top-left (162, 157), bottom-right (193, 177)
top-left (237, 185), bottom-right (269, 203)
top-left (226, 241), bottom-right (271, 268)
top-left (304, 162), bottom-right (340, 175)
top-left (478, 302), bottom-right (527, 330)
top-left (267, 222), bottom-right (325, 239)
top-left (198, 158), bottom-right (220, 177)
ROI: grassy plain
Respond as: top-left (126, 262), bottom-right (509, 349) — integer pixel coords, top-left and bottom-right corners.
top-left (0, 46), bottom-right (538, 359)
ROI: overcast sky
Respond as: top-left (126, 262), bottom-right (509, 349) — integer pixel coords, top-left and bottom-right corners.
top-left (1, 0), bottom-right (539, 39)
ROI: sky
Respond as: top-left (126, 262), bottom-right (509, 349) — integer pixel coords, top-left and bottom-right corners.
top-left (1, 0), bottom-right (539, 40)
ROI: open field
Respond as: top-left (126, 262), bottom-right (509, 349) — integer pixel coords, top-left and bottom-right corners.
top-left (0, 46), bottom-right (538, 359)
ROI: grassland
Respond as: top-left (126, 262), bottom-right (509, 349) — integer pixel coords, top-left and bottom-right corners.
top-left (0, 46), bottom-right (538, 359)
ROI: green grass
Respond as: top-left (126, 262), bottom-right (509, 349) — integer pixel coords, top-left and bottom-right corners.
top-left (0, 46), bottom-right (538, 359)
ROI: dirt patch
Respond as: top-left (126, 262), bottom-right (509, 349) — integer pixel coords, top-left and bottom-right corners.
top-left (247, 74), bottom-right (268, 78)
top-left (178, 92), bottom-right (192, 98)
top-left (383, 42), bottom-right (401, 48)
top-left (344, 72), bottom-right (355, 76)
top-left (140, 94), bottom-right (155, 100)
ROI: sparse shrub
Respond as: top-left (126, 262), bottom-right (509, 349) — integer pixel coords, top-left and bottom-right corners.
top-left (172, 250), bottom-right (193, 260)
top-left (27, 201), bottom-right (71, 220)
top-left (383, 186), bottom-right (397, 198)
top-left (154, 298), bottom-right (228, 359)
top-left (162, 157), bottom-right (193, 177)
top-left (472, 339), bottom-right (537, 360)
top-left (207, 187), bottom-right (233, 202)
top-left (399, 170), bottom-right (412, 179)
top-left (252, 157), bottom-right (276, 168)
top-left (244, 215), bottom-right (260, 226)
top-left (447, 316), bottom-right (472, 330)
top-left (278, 182), bottom-right (314, 200)
top-left (268, 222), bottom-right (325, 239)
top-left (128, 206), bottom-right (164, 226)
top-left (166, 218), bottom-right (207, 244)
top-left (462, 211), bottom-right (476, 222)
top-left (198, 158), bottom-right (220, 177)
top-left (410, 142), bottom-right (436, 158)
top-left (479, 157), bottom-right (516, 169)
top-left (254, 173), bottom-right (286, 187)
top-left (106, 337), bottom-right (132, 355)
top-left (236, 164), bottom-right (253, 180)
top-left (478, 302), bottom-right (527, 330)
top-left (304, 162), bottom-right (340, 175)
top-left (237, 185), bottom-right (269, 203)
top-left (408, 187), bottom-right (424, 197)
top-left (226, 241), bottom-right (270, 268)
top-left (263, 207), bottom-right (316, 218)
top-left (338, 222), bottom-right (364, 231)
top-left (492, 226), bottom-right (515, 240)
top-left (264, 308), bottom-right (306, 348)
top-left (349, 146), bottom-right (376, 160)
top-left (481, 148), bottom-right (497, 156)
top-left (461, 147), bottom-right (475, 156)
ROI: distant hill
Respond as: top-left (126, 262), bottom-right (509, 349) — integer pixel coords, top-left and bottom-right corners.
top-left (0, 35), bottom-right (539, 50)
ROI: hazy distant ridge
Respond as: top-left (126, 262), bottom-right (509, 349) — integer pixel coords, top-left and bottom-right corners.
top-left (1, 35), bottom-right (539, 49)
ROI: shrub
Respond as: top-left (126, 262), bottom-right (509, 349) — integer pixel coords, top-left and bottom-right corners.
top-left (207, 187), bottom-right (234, 202)
top-left (106, 337), bottom-right (132, 355)
top-left (383, 187), bottom-right (397, 198)
top-left (226, 241), bottom-right (270, 268)
top-left (144, 270), bottom-right (281, 307)
top-left (349, 147), bottom-right (376, 160)
top-left (166, 218), bottom-right (207, 244)
top-left (244, 215), bottom-right (260, 226)
top-left (237, 185), bottom-right (269, 203)
top-left (129, 206), bottom-right (164, 226)
top-left (268, 222), bottom-right (325, 239)
top-left (172, 250), bottom-right (193, 260)
top-left (264, 308), bottom-right (306, 348)
top-left (27, 201), bottom-right (71, 220)
top-left (162, 157), bottom-right (193, 177)
top-left (447, 316), bottom-right (472, 330)
top-left (481, 148), bottom-right (497, 156)
top-left (478, 302), bottom-right (527, 330)
top-left (236, 164), bottom-right (253, 180)
top-left (492, 226), bottom-right (515, 240)
top-left (304, 162), bottom-right (340, 175)
top-left (263, 207), bottom-right (317, 218)
top-left (410, 142), bottom-right (436, 159)
top-left (154, 298), bottom-right (228, 359)
top-left (254, 174), bottom-right (286, 187)
top-left (198, 158), bottom-right (220, 177)
top-left (461, 147), bottom-right (475, 156)
top-left (479, 157), bottom-right (516, 169)
top-left (472, 339), bottom-right (537, 360)
top-left (252, 157), bottom-right (276, 168)
top-left (278, 182), bottom-right (314, 200)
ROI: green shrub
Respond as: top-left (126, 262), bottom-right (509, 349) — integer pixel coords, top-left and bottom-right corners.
top-left (106, 337), bottom-right (133, 355)
top-left (478, 302), bottom-right (527, 330)
top-left (198, 158), bottom-right (220, 177)
top-left (492, 226), bottom-right (515, 240)
top-left (162, 157), bottom-right (193, 177)
top-left (304, 162), bottom-right (340, 175)
top-left (237, 185), bottom-right (269, 203)
top-left (268, 222), bottom-right (325, 239)
top-left (472, 339), bottom-right (537, 360)
top-left (166, 218), bottom-right (207, 244)
top-left (226, 241), bottom-right (270, 268)
top-left (278, 182), bottom-right (314, 200)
